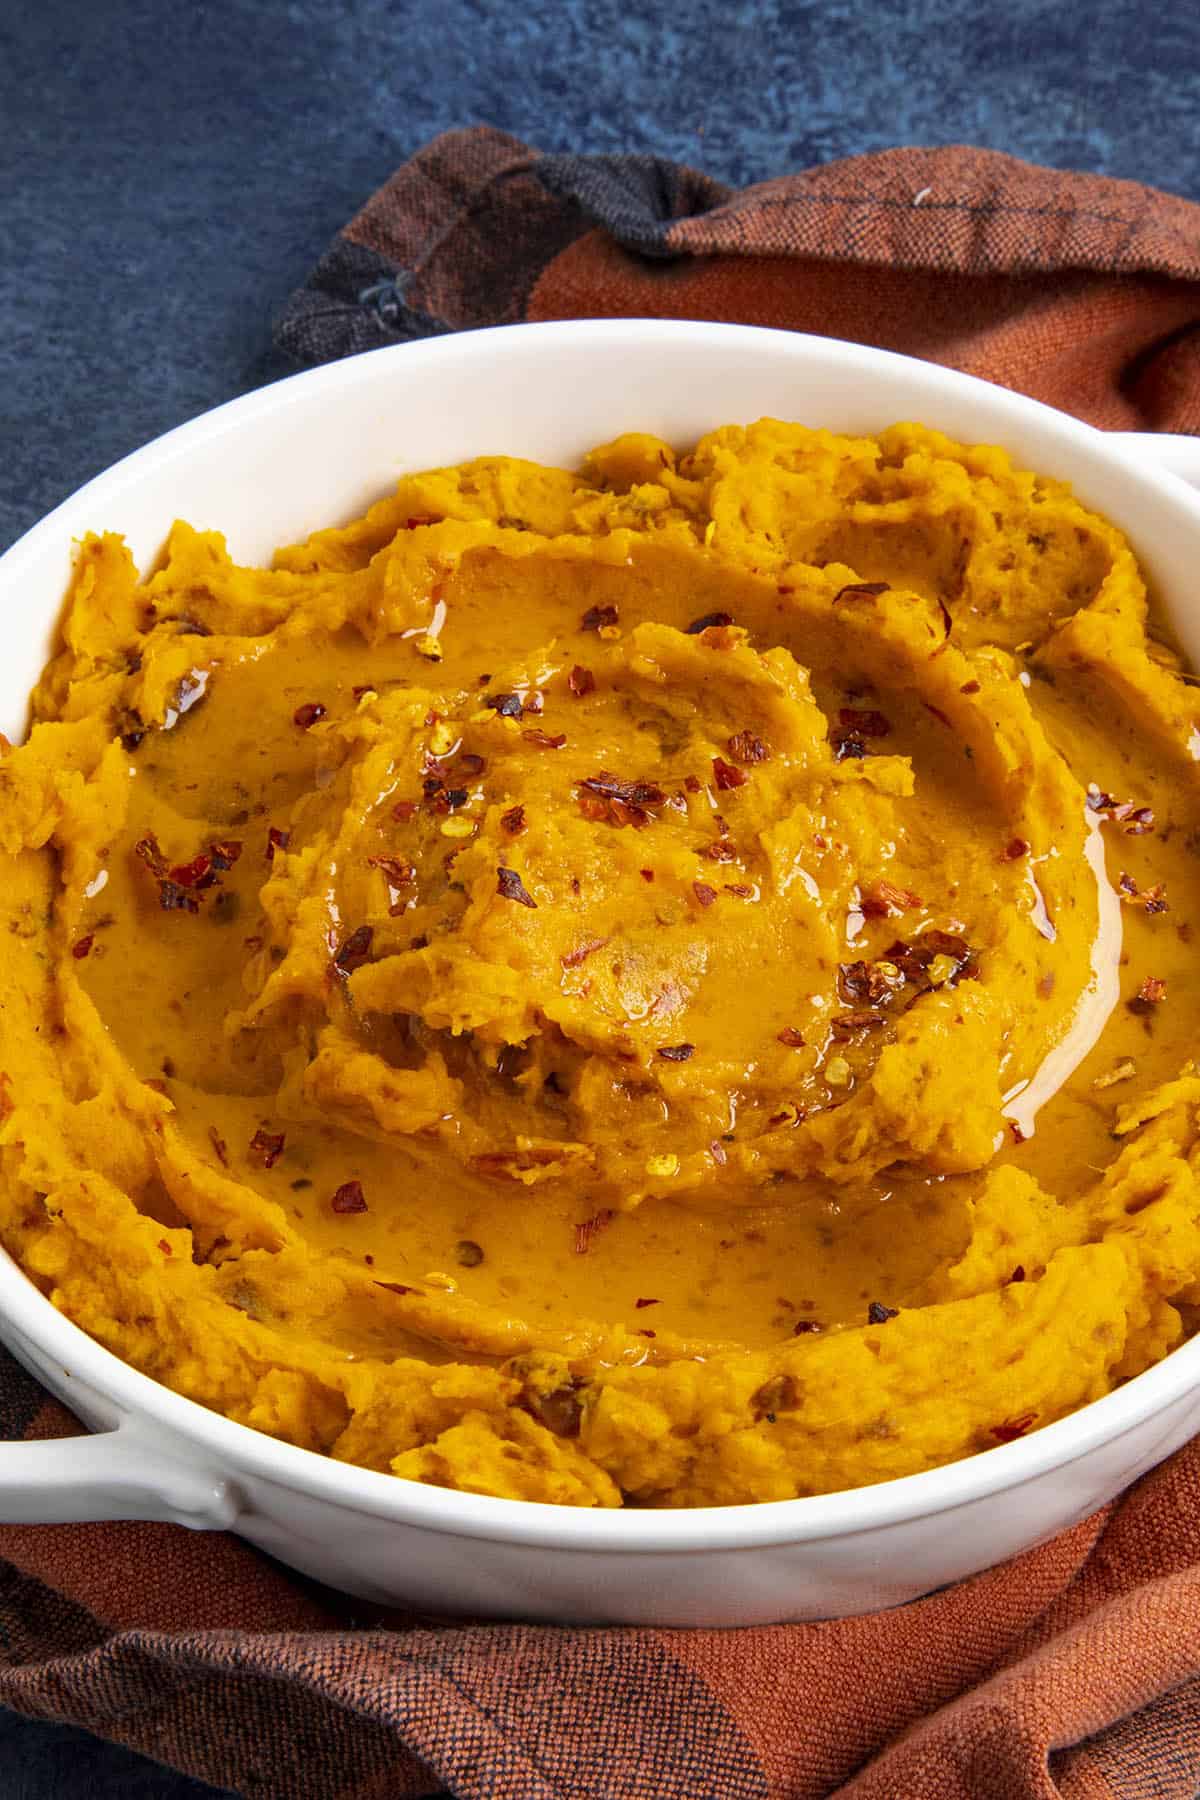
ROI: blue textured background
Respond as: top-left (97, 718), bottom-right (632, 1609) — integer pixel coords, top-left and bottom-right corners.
top-left (2, 0), bottom-right (1199, 1792)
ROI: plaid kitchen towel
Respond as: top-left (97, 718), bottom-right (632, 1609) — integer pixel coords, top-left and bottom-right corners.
top-left (276, 127), bottom-right (1200, 429)
top-left (1, 129), bottom-right (1200, 1800)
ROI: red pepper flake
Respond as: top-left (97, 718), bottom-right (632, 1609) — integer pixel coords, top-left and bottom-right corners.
top-left (497, 866), bottom-right (537, 908)
top-left (578, 770), bottom-right (666, 829)
top-left (368, 855), bottom-right (415, 896)
top-left (209, 839), bottom-right (242, 871)
top-left (723, 883), bottom-right (754, 897)
top-left (1003, 837), bottom-right (1031, 860)
top-left (392, 800), bottom-right (418, 823)
top-left (838, 961), bottom-right (896, 1005)
top-left (686, 611), bottom-right (733, 633)
top-left (700, 840), bottom-right (738, 862)
top-left (134, 834), bottom-right (201, 913)
top-left (72, 934), bottom-right (95, 960)
top-left (266, 825), bottom-right (290, 862)
top-left (132, 833), bottom-right (163, 875)
top-left (922, 700), bottom-right (953, 728)
top-left (293, 702), bottom-right (326, 730)
top-left (334, 925), bottom-right (374, 971)
top-left (249, 1128), bottom-right (286, 1169)
top-left (777, 1026), bottom-right (806, 1047)
top-left (638, 1328), bottom-right (657, 1338)
top-left (656, 1043), bottom-right (695, 1062)
top-left (867, 1300), bottom-right (899, 1324)
top-left (635, 1297), bottom-right (660, 1309)
top-left (523, 729), bottom-right (567, 750)
top-left (883, 930), bottom-right (978, 990)
top-left (581, 604), bottom-right (619, 632)
top-left (1128, 975), bottom-right (1167, 1013)
top-left (1010, 1121), bottom-right (1028, 1145)
top-left (938, 597), bottom-right (953, 640)
top-left (833, 581), bottom-right (889, 603)
top-left (752, 1374), bottom-right (801, 1419)
top-left (727, 731), bottom-right (770, 765)
top-left (712, 755), bottom-right (747, 791)
top-left (574, 1210), bottom-right (614, 1254)
top-left (208, 1125), bottom-right (229, 1167)
top-left (484, 691), bottom-right (524, 719)
top-left (793, 1319), bottom-right (823, 1335)
top-left (500, 804), bottom-right (527, 837)
top-left (692, 881), bottom-right (718, 908)
top-left (831, 1010), bottom-right (886, 1040)
top-left (990, 1412), bottom-right (1036, 1444)
top-left (522, 1381), bottom-right (584, 1438)
top-left (568, 664), bottom-right (595, 697)
top-left (159, 1238), bottom-right (172, 1257)
top-left (561, 937), bottom-right (609, 969)
top-left (1086, 787), bottom-right (1155, 835)
top-left (403, 515), bottom-right (436, 529)
top-left (1007, 1265), bottom-right (1026, 1284)
top-left (331, 1179), bottom-right (368, 1214)
top-left (374, 1279), bottom-right (418, 1296)
top-left (167, 852), bottom-right (215, 890)
top-left (859, 879), bottom-right (923, 918)
top-left (640, 868), bottom-right (655, 882)
top-left (838, 708), bottom-right (891, 738)
top-left (1118, 873), bottom-right (1169, 914)
top-left (960, 679), bottom-right (981, 695)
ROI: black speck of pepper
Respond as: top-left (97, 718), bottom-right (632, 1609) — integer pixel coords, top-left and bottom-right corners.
top-left (867, 1301), bottom-right (899, 1325)
top-left (685, 611), bottom-right (734, 634)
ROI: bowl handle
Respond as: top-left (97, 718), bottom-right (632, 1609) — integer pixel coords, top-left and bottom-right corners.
top-left (1108, 431), bottom-right (1200, 489)
top-left (0, 1420), bottom-right (239, 1529)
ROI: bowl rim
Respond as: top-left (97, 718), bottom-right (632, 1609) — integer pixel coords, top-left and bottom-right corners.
top-left (4, 315), bottom-right (1200, 1552)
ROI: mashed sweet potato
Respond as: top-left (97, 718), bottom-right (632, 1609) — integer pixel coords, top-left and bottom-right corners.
top-left (2, 419), bottom-right (1199, 1506)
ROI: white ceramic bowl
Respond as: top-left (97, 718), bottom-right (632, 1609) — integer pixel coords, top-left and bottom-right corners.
top-left (2, 322), bottom-right (1200, 1627)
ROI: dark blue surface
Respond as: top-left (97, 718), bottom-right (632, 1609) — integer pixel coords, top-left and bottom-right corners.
top-left (5, 0), bottom-right (1200, 561)
top-left (3, 0), bottom-right (1200, 1793)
